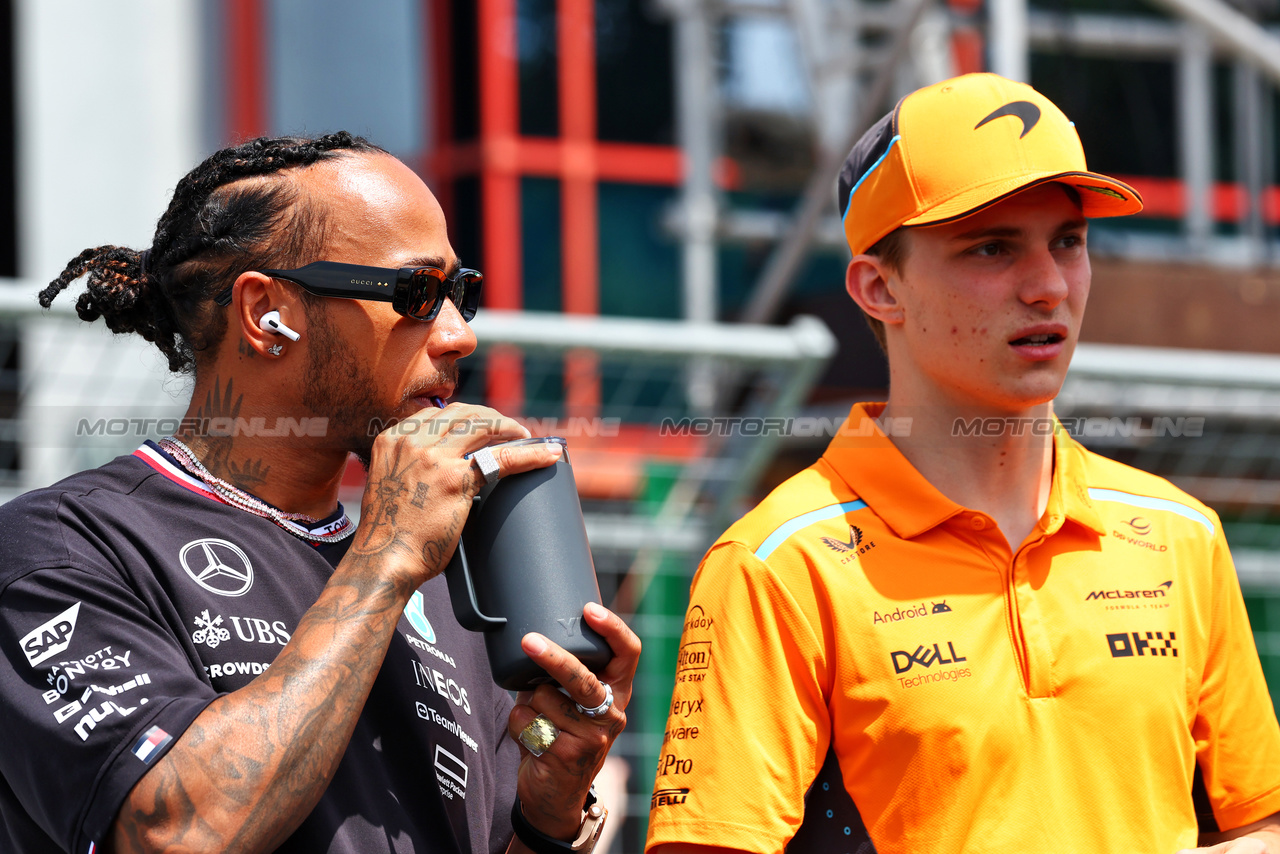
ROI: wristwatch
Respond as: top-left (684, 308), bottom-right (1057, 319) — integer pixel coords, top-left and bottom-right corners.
top-left (510, 786), bottom-right (608, 853)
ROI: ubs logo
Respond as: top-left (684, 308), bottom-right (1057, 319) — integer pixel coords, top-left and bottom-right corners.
top-left (179, 538), bottom-right (254, 597)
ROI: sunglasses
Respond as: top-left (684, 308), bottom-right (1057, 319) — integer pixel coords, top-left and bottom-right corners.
top-left (213, 261), bottom-right (484, 322)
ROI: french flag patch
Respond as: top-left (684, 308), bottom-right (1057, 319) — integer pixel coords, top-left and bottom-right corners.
top-left (131, 726), bottom-right (172, 764)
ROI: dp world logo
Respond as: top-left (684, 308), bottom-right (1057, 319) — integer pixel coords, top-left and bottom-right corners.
top-left (404, 590), bottom-right (436, 644)
top-left (179, 538), bottom-right (254, 597)
top-left (1125, 517), bottom-right (1152, 536)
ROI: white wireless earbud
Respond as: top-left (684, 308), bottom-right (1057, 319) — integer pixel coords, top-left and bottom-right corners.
top-left (260, 310), bottom-right (301, 342)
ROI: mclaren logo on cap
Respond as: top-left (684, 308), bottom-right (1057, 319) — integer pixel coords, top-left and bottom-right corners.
top-left (975, 101), bottom-right (1041, 139)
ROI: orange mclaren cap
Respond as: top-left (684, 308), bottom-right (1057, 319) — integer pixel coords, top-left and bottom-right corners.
top-left (838, 72), bottom-right (1143, 257)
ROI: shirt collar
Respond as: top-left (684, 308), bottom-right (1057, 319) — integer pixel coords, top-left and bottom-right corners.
top-left (822, 402), bottom-right (1107, 540)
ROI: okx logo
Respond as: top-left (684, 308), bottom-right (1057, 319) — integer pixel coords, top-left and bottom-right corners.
top-left (1107, 630), bottom-right (1177, 658)
top-left (890, 641), bottom-right (967, 674)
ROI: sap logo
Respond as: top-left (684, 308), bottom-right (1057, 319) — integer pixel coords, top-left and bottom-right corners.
top-left (1107, 631), bottom-right (1178, 658)
top-left (651, 787), bottom-right (690, 808)
top-left (670, 698), bottom-right (704, 718)
top-left (657, 753), bottom-right (694, 776)
top-left (890, 642), bottom-right (967, 674)
top-left (1086, 581), bottom-right (1172, 602)
top-left (21, 602), bottom-right (81, 668)
top-left (74, 699), bottom-right (139, 742)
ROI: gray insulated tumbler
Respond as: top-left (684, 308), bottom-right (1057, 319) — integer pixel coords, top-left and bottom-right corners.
top-left (444, 437), bottom-right (613, 690)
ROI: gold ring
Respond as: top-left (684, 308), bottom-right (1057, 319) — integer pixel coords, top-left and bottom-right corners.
top-left (518, 714), bottom-right (559, 757)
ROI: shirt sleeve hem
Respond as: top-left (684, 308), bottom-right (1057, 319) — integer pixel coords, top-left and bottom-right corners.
top-left (1215, 782), bottom-right (1280, 833)
top-left (646, 818), bottom-right (795, 854)
top-left (75, 693), bottom-right (218, 854)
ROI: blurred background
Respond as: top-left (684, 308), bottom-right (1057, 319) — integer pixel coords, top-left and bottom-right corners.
top-left (0, 0), bottom-right (1279, 849)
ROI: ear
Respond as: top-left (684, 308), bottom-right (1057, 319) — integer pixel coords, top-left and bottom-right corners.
top-left (230, 271), bottom-right (305, 358)
top-left (845, 255), bottom-right (904, 327)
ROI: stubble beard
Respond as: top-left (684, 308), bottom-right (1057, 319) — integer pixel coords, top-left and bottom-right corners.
top-left (300, 305), bottom-right (459, 467)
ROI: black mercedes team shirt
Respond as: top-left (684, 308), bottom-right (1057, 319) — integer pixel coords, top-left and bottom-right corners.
top-left (0, 443), bottom-right (519, 854)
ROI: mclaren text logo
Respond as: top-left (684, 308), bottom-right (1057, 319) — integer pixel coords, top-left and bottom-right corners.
top-left (891, 641), bottom-right (967, 674)
top-left (21, 602), bottom-right (82, 667)
top-left (180, 538), bottom-right (254, 596)
top-left (1086, 581), bottom-right (1172, 602)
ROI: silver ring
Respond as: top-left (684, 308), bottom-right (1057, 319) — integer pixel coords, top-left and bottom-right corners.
top-left (471, 446), bottom-right (501, 485)
top-left (571, 683), bottom-right (614, 718)
top-left (518, 714), bottom-right (559, 756)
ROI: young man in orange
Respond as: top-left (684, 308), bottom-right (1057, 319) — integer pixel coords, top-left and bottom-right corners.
top-left (647, 73), bottom-right (1280, 854)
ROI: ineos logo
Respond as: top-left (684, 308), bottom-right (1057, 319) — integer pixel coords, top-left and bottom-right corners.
top-left (179, 538), bottom-right (254, 597)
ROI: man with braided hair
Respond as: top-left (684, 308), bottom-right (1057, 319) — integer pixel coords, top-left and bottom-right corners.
top-left (0, 133), bottom-right (639, 854)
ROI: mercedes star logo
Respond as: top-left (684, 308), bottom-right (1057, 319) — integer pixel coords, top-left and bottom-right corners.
top-left (179, 538), bottom-right (254, 597)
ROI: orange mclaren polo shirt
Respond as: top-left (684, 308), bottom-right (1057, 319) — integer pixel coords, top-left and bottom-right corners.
top-left (646, 402), bottom-right (1280, 854)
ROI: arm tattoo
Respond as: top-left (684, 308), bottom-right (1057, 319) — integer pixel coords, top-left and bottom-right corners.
top-left (112, 560), bottom-right (408, 852)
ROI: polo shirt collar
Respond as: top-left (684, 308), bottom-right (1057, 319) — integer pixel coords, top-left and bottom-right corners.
top-left (823, 402), bottom-right (1107, 540)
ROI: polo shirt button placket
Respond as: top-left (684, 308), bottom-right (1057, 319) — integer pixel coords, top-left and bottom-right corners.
top-left (970, 515), bottom-right (987, 531)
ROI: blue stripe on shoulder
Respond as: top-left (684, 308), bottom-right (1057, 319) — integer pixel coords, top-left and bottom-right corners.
top-left (1087, 488), bottom-right (1214, 534)
top-left (754, 500), bottom-right (869, 561)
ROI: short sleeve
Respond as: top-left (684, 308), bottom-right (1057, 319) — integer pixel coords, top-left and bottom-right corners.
top-left (645, 541), bottom-right (830, 853)
top-left (0, 566), bottom-right (217, 853)
top-left (1193, 529), bottom-right (1280, 830)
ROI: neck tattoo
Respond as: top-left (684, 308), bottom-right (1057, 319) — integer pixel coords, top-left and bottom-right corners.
top-left (158, 436), bottom-right (355, 545)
